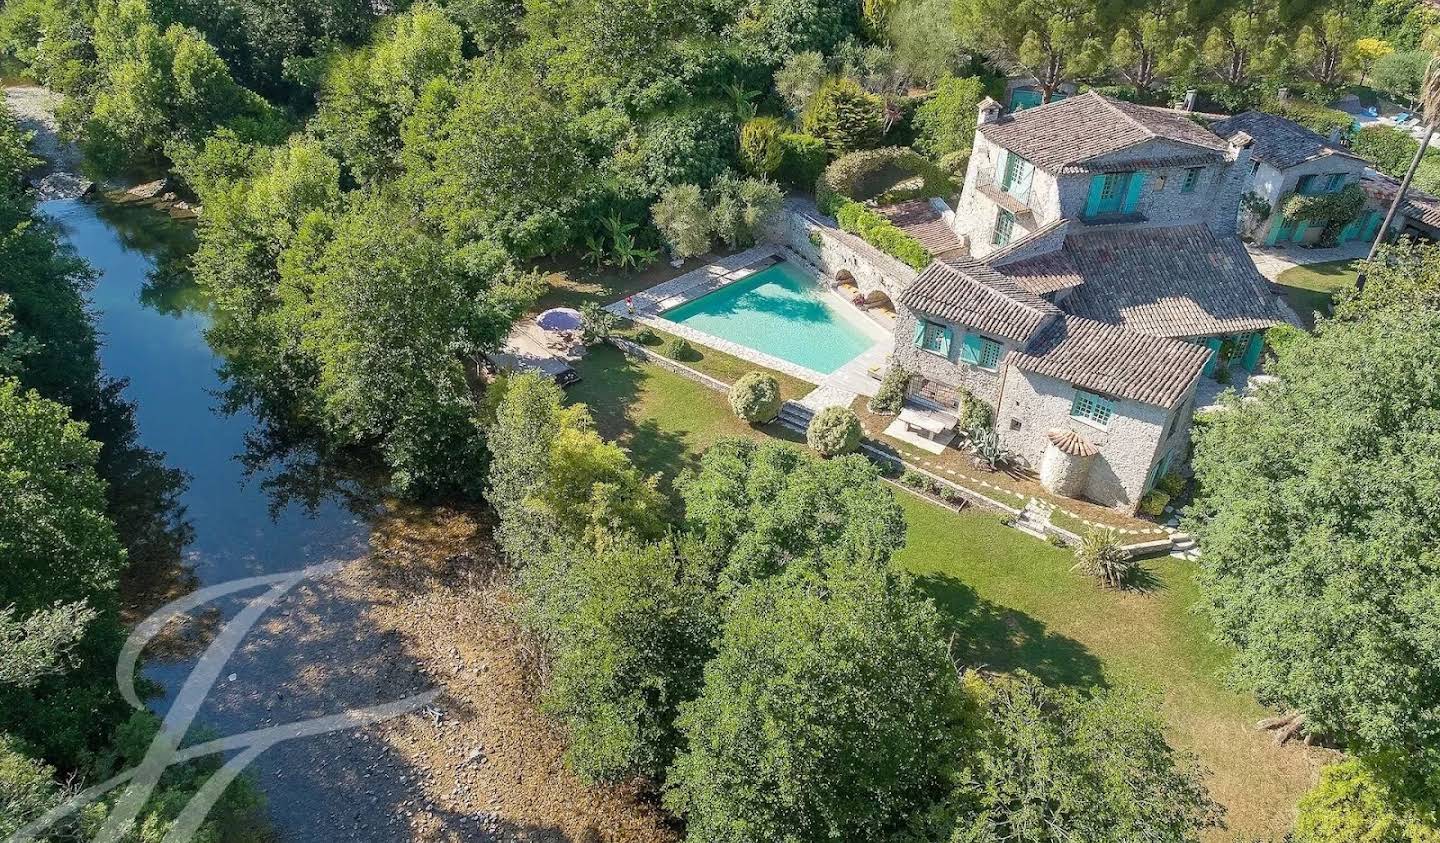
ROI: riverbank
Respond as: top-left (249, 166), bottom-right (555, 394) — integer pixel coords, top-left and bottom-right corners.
top-left (341, 504), bottom-right (677, 841)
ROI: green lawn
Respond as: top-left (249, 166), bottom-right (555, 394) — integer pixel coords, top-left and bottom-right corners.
top-left (567, 347), bottom-right (1324, 840)
top-left (1273, 259), bottom-right (1359, 328)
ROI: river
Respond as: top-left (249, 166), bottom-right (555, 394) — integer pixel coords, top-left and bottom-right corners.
top-left (38, 197), bottom-right (443, 839)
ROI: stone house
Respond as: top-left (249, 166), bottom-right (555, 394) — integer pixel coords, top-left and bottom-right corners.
top-left (952, 91), bottom-right (1250, 261)
top-left (890, 92), bottom-right (1286, 513)
top-left (1209, 110), bottom-right (1385, 246)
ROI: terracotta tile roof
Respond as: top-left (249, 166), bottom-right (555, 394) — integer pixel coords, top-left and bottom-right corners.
top-left (1362, 172), bottom-right (1440, 231)
top-left (900, 259), bottom-right (1059, 343)
top-left (1016, 224), bottom-right (1284, 338)
top-left (876, 199), bottom-right (967, 260)
top-left (977, 91), bottom-right (1229, 174)
top-left (1012, 316), bottom-right (1212, 408)
top-left (994, 250), bottom-right (1085, 294)
top-left (1210, 110), bottom-right (1363, 170)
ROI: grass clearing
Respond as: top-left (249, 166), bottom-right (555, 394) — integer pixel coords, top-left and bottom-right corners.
top-left (567, 349), bottom-right (1326, 840)
top-left (1273, 259), bottom-right (1359, 328)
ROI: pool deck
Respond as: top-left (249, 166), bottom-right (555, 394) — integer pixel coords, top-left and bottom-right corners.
top-left (606, 245), bottom-right (895, 398)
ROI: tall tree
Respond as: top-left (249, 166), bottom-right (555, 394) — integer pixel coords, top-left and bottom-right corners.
top-left (1199, 0), bottom-right (1287, 89)
top-left (949, 672), bottom-right (1221, 841)
top-left (1109, 2), bottom-right (1197, 95)
top-left (953, 0), bottom-right (1104, 102)
top-left (664, 564), bottom-right (967, 843)
top-left (1188, 305), bottom-right (1440, 754)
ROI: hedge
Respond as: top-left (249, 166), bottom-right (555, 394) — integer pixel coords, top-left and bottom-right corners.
top-left (776, 133), bottom-right (827, 189)
top-left (1351, 125), bottom-right (1419, 176)
top-left (1267, 99), bottom-right (1354, 139)
top-left (815, 146), bottom-right (955, 210)
top-left (830, 198), bottom-right (932, 270)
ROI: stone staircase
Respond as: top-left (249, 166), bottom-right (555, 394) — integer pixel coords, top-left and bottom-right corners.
top-left (1013, 498), bottom-right (1054, 539)
top-left (1169, 531), bottom-right (1200, 560)
top-left (777, 400), bottom-right (815, 433)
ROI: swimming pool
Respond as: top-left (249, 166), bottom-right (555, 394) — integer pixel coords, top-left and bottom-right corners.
top-left (662, 261), bottom-right (877, 374)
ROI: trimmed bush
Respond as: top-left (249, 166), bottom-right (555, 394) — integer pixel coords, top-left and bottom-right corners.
top-left (729, 371), bottom-right (783, 423)
top-left (868, 366), bottom-right (908, 414)
top-left (1268, 99), bottom-right (1354, 139)
top-left (817, 146), bottom-right (954, 210)
top-left (777, 133), bottom-right (827, 189)
top-left (739, 117), bottom-right (785, 177)
top-left (634, 327), bottom-right (660, 345)
top-left (806, 406), bottom-right (862, 456)
top-left (667, 336), bottom-right (700, 361)
top-left (1072, 528), bottom-right (1135, 589)
top-left (801, 77), bottom-right (886, 157)
top-left (1138, 489), bottom-right (1171, 517)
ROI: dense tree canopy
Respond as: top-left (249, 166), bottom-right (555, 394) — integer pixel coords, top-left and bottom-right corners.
top-left (1189, 305), bottom-right (1440, 756)
top-left (664, 564), bottom-right (967, 843)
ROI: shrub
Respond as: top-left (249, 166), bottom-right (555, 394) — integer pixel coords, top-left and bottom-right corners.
top-left (1157, 471), bottom-right (1187, 499)
top-left (900, 469), bottom-right (927, 487)
top-left (1351, 125), bottom-right (1419, 176)
top-left (802, 77), bottom-right (886, 157)
top-left (777, 132), bottom-right (827, 189)
top-left (739, 117), bottom-right (785, 178)
top-left (957, 390), bottom-right (992, 434)
top-left (729, 371), bottom-right (783, 423)
top-left (1072, 528), bottom-right (1134, 588)
top-left (1138, 489), bottom-right (1171, 517)
top-left (634, 327), bottom-right (659, 345)
top-left (1293, 756), bottom-right (1440, 843)
top-left (817, 146), bottom-right (954, 210)
top-left (912, 75), bottom-right (985, 158)
top-left (939, 150), bottom-right (969, 176)
top-left (1267, 99), bottom-right (1354, 139)
top-left (1266, 324), bottom-right (1304, 359)
top-left (868, 366), bottom-right (908, 414)
top-left (807, 405), bottom-right (862, 456)
top-left (667, 336), bottom-right (699, 361)
top-left (1280, 184), bottom-right (1366, 246)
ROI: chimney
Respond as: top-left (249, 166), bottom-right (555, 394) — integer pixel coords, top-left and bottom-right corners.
top-left (1182, 89), bottom-right (1197, 112)
top-left (1328, 126), bottom-right (1344, 143)
top-left (1210, 131), bottom-right (1255, 236)
top-left (977, 96), bottom-right (1002, 125)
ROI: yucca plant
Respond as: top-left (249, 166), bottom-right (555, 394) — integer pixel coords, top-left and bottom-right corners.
top-left (1072, 528), bottom-right (1134, 589)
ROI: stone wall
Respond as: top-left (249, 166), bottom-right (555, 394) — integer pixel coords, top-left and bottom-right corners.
top-left (763, 199), bottom-right (917, 304)
top-left (892, 306), bottom-right (1011, 406)
top-left (996, 367), bottom-right (1190, 512)
top-left (951, 134), bottom-right (1068, 260)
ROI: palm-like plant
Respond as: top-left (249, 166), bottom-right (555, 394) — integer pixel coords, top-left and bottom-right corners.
top-left (1072, 528), bottom-right (1135, 589)
top-left (1366, 49), bottom-right (1440, 264)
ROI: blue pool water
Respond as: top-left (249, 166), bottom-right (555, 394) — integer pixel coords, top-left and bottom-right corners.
top-left (663, 261), bottom-right (876, 374)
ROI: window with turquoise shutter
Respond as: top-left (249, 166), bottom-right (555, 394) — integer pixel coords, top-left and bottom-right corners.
top-left (1324, 173), bottom-right (1346, 191)
top-left (1121, 171), bottom-right (1146, 213)
top-left (992, 208), bottom-right (1016, 245)
top-left (1296, 174), bottom-right (1317, 194)
top-left (1070, 389), bottom-right (1115, 427)
top-left (918, 320), bottom-right (952, 356)
top-left (1000, 153), bottom-right (1033, 201)
top-left (1181, 167), bottom-right (1201, 193)
top-left (1084, 172), bottom-right (1133, 218)
top-left (977, 337), bottom-right (1002, 370)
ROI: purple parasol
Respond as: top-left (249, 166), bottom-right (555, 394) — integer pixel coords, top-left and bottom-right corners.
top-left (536, 307), bottom-right (584, 332)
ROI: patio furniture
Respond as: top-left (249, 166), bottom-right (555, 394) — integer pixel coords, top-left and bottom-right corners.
top-left (886, 404), bottom-right (959, 455)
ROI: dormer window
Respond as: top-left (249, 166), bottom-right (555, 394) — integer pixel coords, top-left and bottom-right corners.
top-left (1083, 171), bottom-right (1144, 218)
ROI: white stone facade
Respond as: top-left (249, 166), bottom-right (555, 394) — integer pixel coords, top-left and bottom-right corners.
top-left (891, 305), bottom-right (1014, 406)
top-left (1239, 155), bottom-right (1368, 244)
top-left (996, 367), bottom-right (1196, 511)
top-left (954, 135), bottom-right (1254, 260)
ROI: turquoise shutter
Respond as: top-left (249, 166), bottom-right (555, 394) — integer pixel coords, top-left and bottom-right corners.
top-left (1122, 172), bottom-right (1146, 213)
top-left (1242, 332), bottom-right (1264, 371)
top-left (959, 332), bottom-right (983, 364)
top-left (1084, 175), bottom-right (1105, 217)
top-left (913, 319), bottom-right (926, 347)
top-left (1201, 337), bottom-right (1221, 377)
top-left (938, 326), bottom-right (953, 357)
